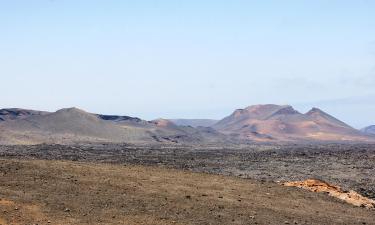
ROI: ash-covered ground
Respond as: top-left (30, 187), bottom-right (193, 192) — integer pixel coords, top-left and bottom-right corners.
top-left (1, 143), bottom-right (374, 199)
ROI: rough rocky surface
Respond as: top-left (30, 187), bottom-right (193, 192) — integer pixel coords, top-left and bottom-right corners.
top-left (0, 159), bottom-right (374, 224)
top-left (1, 143), bottom-right (375, 200)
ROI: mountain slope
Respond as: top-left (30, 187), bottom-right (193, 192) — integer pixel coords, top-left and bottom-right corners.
top-left (361, 125), bottom-right (375, 135)
top-left (0, 108), bottom-right (154, 144)
top-left (0, 108), bottom-right (228, 145)
top-left (213, 104), bottom-right (370, 142)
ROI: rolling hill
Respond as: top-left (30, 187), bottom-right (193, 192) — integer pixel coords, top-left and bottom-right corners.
top-left (0, 108), bottom-right (227, 145)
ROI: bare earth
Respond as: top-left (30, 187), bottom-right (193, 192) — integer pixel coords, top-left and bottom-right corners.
top-left (0, 159), bottom-right (374, 225)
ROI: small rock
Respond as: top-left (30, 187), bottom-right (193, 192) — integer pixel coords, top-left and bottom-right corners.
top-left (64, 208), bottom-right (71, 212)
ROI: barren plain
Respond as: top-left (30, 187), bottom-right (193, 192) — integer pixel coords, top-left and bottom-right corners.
top-left (0, 144), bottom-right (374, 224)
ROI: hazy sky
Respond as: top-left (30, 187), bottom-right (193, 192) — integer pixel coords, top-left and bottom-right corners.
top-left (1, 1), bottom-right (374, 128)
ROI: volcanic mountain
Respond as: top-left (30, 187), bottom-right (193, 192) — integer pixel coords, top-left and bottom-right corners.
top-left (212, 104), bottom-right (370, 142)
top-left (0, 108), bottom-right (227, 145)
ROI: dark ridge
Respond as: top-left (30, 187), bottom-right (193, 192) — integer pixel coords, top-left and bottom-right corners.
top-left (0, 108), bottom-right (27, 116)
top-left (0, 108), bottom-right (49, 121)
top-left (97, 114), bottom-right (142, 123)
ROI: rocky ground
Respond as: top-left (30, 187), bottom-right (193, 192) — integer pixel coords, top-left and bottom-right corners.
top-left (0, 143), bottom-right (375, 199)
top-left (0, 159), bottom-right (374, 224)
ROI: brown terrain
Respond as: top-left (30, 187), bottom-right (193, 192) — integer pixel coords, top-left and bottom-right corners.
top-left (0, 159), bottom-right (374, 225)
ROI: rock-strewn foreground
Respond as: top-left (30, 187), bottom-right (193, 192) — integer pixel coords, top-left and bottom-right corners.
top-left (2, 143), bottom-right (374, 199)
top-left (0, 159), bottom-right (374, 225)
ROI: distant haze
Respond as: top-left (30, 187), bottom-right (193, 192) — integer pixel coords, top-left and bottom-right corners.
top-left (0, 1), bottom-right (374, 128)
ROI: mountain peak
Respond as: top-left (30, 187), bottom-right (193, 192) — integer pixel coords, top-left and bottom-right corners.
top-left (236, 104), bottom-right (300, 119)
top-left (56, 107), bottom-right (88, 114)
top-left (306, 107), bottom-right (325, 115)
top-left (244, 104), bottom-right (287, 111)
top-left (269, 105), bottom-right (301, 117)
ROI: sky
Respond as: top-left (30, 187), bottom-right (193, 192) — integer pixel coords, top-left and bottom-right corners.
top-left (0, 0), bottom-right (375, 128)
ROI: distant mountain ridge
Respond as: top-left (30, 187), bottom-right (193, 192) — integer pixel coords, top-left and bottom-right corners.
top-left (0, 105), bottom-right (373, 144)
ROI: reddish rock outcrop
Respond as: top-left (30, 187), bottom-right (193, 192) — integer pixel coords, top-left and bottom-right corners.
top-left (283, 179), bottom-right (375, 209)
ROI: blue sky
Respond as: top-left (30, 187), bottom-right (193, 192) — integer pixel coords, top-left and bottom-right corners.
top-left (0, 1), bottom-right (374, 128)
